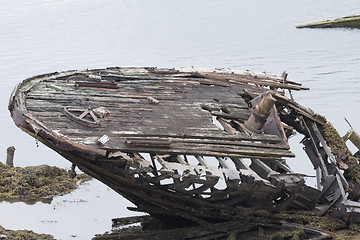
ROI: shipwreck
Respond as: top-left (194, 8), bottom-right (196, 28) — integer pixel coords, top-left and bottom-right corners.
top-left (8, 67), bottom-right (360, 238)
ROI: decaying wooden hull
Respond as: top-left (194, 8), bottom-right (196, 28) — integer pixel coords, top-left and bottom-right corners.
top-left (8, 67), bottom-right (360, 226)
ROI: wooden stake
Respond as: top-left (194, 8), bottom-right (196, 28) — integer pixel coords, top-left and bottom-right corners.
top-left (6, 146), bottom-right (15, 167)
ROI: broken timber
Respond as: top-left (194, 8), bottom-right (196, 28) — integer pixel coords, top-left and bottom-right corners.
top-left (8, 67), bottom-right (360, 233)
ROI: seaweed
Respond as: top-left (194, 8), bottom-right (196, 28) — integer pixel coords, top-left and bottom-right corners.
top-left (323, 122), bottom-right (360, 200)
top-left (0, 226), bottom-right (55, 240)
top-left (0, 163), bottom-right (91, 204)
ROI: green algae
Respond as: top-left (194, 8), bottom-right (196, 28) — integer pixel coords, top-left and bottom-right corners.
top-left (323, 123), bottom-right (351, 156)
top-left (323, 122), bottom-right (360, 200)
top-left (297, 15), bottom-right (360, 29)
top-left (0, 162), bottom-right (91, 204)
top-left (0, 226), bottom-right (54, 240)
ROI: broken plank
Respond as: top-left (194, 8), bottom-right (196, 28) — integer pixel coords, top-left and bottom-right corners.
top-left (101, 140), bottom-right (294, 158)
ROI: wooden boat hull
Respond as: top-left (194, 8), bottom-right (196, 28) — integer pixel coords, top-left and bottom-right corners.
top-left (8, 67), bottom-right (360, 224)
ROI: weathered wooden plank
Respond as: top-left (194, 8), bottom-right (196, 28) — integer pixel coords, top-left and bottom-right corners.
top-left (101, 145), bottom-right (287, 160)
top-left (26, 103), bottom-right (219, 120)
top-left (100, 139), bottom-right (294, 158)
top-left (199, 78), bottom-right (231, 87)
top-left (26, 109), bottom-right (279, 142)
top-left (32, 75), bottom-right (255, 90)
top-left (217, 117), bottom-right (237, 134)
top-left (195, 72), bottom-right (309, 91)
top-left (68, 133), bottom-right (289, 149)
top-left (27, 87), bottom-right (249, 104)
top-left (211, 111), bottom-right (250, 121)
top-left (54, 123), bottom-right (282, 142)
top-left (26, 98), bottom-right (247, 115)
top-left (193, 73), bottom-right (309, 90)
top-left (27, 86), bottom-right (250, 107)
top-left (26, 95), bottom-right (250, 114)
top-left (41, 119), bottom-right (281, 142)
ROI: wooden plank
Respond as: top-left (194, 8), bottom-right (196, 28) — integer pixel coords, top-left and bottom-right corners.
top-left (26, 101), bottom-right (220, 119)
top-left (199, 79), bottom-right (231, 87)
top-left (101, 140), bottom-right (294, 158)
top-left (211, 111), bottom-right (250, 121)
top-left (194, 72), bottom-right (309, 91)
top-left (27, 86), bottom-right (249, 102)
top-left (217, 117), bottom-right (237, 134)
top-left (62, 132), bottom-right (289, 150)
top-left (27, 85), bottom-right (250, 108)
top-left (27, 112), bottom-right (283, 146)
top-left (30, 75), bottom-right (254, 91)
top-left (47, 125), bottom-right (282, 142)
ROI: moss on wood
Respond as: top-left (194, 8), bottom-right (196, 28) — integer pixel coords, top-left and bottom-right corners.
top-left (323, 123), bottom-right (360, 181)
top-left (323, 122), bottom-right (360, 200)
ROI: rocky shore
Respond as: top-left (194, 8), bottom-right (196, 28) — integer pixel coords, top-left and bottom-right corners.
top-left (0, 226), bottom-right (55, 240)
top-left (0, 162), bottom-right (91, 204)
top-left (0, 161), bottom-right (92, 239)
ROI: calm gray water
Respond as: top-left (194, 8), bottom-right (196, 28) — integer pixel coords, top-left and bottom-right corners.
top-left (0, 0), bottom-right (360, 239)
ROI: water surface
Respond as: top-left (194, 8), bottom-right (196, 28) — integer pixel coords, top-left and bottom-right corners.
top-left (0, 1), bottom-right (360, 239)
